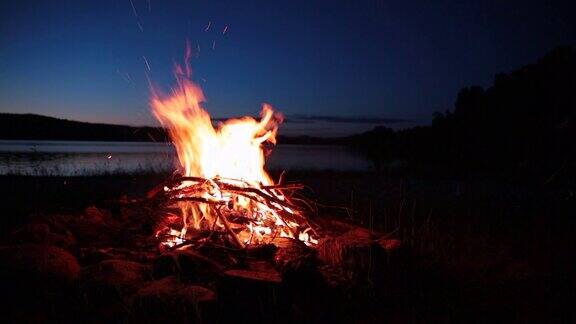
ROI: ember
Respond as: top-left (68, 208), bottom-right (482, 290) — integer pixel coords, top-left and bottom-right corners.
top-left (150, 46), bottom-right (318, 249)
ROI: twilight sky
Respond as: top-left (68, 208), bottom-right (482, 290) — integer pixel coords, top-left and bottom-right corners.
top-left (0, 0), bottom-right (574, 136)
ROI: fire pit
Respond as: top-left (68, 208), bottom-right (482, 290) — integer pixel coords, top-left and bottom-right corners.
top-left (149, 49), bottom-right (318, 250)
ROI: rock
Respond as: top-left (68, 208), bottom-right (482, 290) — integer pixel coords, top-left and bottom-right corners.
top-left (317, 228), bottom-right (382, 267)
top-left (79, 247), bottom-right (156, 265)
top-left (317, 228), bottom-right (387, 287)
top-left (10, 222), bottom-right (76, 251)
top-left (81, 259), bottom-right (150, 295)
top-left (131, 276), bottom-right (217, 323)
top-left (176, 250), bottom-right (223, 277)
top-left (83, 206), bottom-right (110, 223)
top-left (153, 249), bottom-right (223, 280)
top-left (80, 259), bottom-right (151, 321)
top-left (313, 217), bottom-right (369, 237)
top-left (223, 260), bottom-right (282, 284)
top-left (67, 210), bottom-right (121, 246)
top-left (217, 261), bottom-right (283, 323)
top-left (272, 237), bottom-right (306, 266)
top-left (0, 244), bottom-right (80, 285)
top-left (246, 243), bottom-right (277, 259)
top-left (152, 252), bottom-right (178, 279)
top-left (0, 244), bottom-right (81, 322)
top-left (196, 243), bottom-right (239, 267)
top-left (378, 238), bottom-right (402, 251)
top-left (271, 237), bottom-right (317, 282)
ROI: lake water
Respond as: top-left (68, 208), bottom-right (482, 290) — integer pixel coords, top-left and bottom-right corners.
top-left (0, 140), bottom-right (373, 176)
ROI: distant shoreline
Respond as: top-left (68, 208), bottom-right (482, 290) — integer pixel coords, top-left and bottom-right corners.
top-left (0, 113), bottom-right (351, 145)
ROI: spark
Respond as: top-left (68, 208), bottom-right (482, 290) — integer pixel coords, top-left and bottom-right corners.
top-left (143, 55), bottom-right (151, 71)
top-left (212, 40), bottom-right (216, 50)
top-left (125, 72), bottom-right (134, 84)
top-left (117, 68), bottom-right (134, 86)
top-left (223, 25), bottom-right (228, 34)
top-left (129, 0), bottom-right (143, 32)
top-left (204, 21), bottom-right (212, 32)
top-left (107, 155), bottom-right (112, 159)
top-left (147, 0), bottom-right (151, 12)
top-left (129, 0), bottom-right (138, 17)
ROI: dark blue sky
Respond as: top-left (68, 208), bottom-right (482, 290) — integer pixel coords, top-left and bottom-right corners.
top-left (1, 0), bottom-right (574, 136)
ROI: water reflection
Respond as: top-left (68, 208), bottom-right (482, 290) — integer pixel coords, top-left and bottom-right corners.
top-left (0, 141), bottom-right (372, 176)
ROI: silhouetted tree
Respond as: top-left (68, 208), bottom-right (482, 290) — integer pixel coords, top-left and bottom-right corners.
top-left (350, 46), bottom-right (576, 180)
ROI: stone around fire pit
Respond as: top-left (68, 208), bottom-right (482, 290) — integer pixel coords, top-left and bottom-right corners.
top-left (271, 237), bottom-right (318, 282)
top-left (0, 244), bottom-right (81, 322)
top-left (223, 260), bottom-right (282, 284)
top-left (0, 244), bottom-right (80, 286)
top-left (131, 276), bottom-right (217, 323)
top-left (217, 260), bottom-right (284, 323)
top-left (79, 259), bottom-right (151, 321)
top-left (153, 249), bottom-right (224, 280)
top-left (81, 259), bottom-right (151, 296)
top-left (9, 222), bottom-right (76, 251)
top-left (65, 206), bottom-right (121, 245)
top-left (317, 228), bottom-right (397, 288)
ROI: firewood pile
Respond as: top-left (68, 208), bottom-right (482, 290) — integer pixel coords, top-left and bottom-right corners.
top-left (1, 199), bottom-right (407, 322)
top-left (148, 174), bottom-right (320, 249)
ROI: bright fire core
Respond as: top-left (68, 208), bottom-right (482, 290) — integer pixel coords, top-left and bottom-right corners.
top-left (151, 48), bottom-right (317, 247)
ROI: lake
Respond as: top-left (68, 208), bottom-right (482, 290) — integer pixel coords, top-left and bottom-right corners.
top-left (0, 140), bottom-right (373, 176)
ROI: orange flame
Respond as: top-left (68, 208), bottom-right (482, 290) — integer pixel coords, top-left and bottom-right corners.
top-left (151, 45), bottom-right (316, 247)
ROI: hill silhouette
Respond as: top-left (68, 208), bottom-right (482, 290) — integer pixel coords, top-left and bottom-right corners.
top-left (0, 114), bottom-right (168, 142)
top-left (0, 113), bottom-right (350, 144)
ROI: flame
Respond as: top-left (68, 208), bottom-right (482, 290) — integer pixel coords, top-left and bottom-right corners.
top-left (151, 45), bottom-right (316, 247)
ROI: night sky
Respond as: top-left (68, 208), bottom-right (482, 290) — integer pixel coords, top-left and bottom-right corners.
top-left (1, 0), bottom-right (574, 136)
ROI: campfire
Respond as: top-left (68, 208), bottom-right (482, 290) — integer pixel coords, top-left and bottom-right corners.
top-left (149, 48), bottom-right (318, 249)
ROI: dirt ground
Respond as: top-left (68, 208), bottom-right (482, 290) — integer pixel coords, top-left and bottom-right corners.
top-left (0, 170), bottom-right (573, 321)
